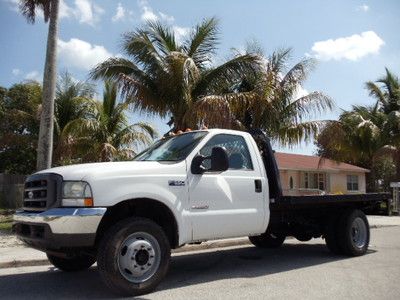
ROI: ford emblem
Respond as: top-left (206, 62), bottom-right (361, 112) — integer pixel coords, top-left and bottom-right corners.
top-left (28, 191), bottom-right (34, 199)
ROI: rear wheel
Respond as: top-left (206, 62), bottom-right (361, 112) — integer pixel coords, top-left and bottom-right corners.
top-left (47, 253), bottom-right (96, 272)
top-left (249, 231), bottom-right (285, 248)
top-left (337, 209), bottom-right (370, 256)
top-left (97, 217), bottom-right (171, 296)
top-left (294, 232), bottom-right (313, 242)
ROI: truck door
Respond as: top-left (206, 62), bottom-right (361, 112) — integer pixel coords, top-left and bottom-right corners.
top-left (188, 133), bottom-right (266, 240)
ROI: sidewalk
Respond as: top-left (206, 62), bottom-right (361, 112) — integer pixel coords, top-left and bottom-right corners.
top-left (1, 215), bottom-right (399, 269)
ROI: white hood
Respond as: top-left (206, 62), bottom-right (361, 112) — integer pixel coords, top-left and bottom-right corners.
top-left (37, 161), bottom-right (184, 181)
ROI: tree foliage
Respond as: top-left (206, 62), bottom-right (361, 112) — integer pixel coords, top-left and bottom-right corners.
top-left (316, 68), bottom-right (400, 191)
top-left (0, 82), bottom-right (42, 174)
top-left (90, 18), bottom-right (263, 131)
top-left (91, 20), bottom-right (332, 146)
top-left (63, 81), bottom-right (156, 162)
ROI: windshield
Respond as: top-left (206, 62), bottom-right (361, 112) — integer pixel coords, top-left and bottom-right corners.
top-left (134, 131), bottom-right (208, 162)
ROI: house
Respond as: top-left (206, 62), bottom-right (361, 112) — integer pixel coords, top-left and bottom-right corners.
top-left (275, 152), bottom-right (369, 196)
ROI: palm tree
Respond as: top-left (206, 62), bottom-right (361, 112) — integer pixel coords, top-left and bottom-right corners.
top-left (366, 68), bottom-right (400, 114)
top-left (20, 0), bottom-right (60, 170)
top-left (90, 18), bottom-right (262, 131)
top-left (225, 47), bottom-right (333, 146)
top-left (365, 68), bottom-right (400, 178)
top-left (316, 105), bottom-right (398, 191)
top-left (64, 81), bottom-right (156, 162)
top-left (53, 71), bottom-right (95, 164)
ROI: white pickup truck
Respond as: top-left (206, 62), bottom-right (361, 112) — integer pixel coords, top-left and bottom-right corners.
top-left (13, 129), bottom-right (389, 296)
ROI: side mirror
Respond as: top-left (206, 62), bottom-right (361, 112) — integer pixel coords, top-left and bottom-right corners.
top-left (191, 147), bottom-right (229, 174)
top-left (191, 155), bottom-right (206, 174)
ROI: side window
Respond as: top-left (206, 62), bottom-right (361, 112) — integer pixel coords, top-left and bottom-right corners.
top-left (199, 134), bottom-right (253, 170)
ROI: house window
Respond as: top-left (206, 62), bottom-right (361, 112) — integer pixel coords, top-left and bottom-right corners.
top-left (289, 176), bottom-right (294, 189)
top-left (347, 175), bottom-right (359, 191)
top-left (302, 172), bottom-right (325, 190)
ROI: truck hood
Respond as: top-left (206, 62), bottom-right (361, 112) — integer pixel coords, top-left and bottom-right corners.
top-left (37, 161), bottom-right (185, 181)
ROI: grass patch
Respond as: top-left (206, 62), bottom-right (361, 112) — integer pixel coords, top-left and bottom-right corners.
top-left (0, 208), bottom-right (16, 215)
top-left (0, 215), bottom-right (13, 233)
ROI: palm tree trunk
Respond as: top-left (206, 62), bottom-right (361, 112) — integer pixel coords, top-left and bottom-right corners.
top-left (396, 149), bottom-right (400, 181)
top-left (36, 0), bottom-right (59, 171)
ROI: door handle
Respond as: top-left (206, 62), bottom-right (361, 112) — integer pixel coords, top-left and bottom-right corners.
top-left (255, 179), bottom-right (262, 193)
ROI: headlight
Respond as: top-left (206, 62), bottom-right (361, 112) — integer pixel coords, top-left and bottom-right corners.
top-left (62, 181), bottom-right (93, 207)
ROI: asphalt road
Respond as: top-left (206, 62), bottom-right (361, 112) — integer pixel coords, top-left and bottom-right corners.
top-left (1, 226), bottom-right (399, 300)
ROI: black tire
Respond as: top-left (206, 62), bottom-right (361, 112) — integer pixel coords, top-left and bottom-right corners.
top-left (97, 217), bottom-right (171, 296)
top-left (337, 209), bottom-right (370, 256)
top-left (294, 233), bottom-right (313, 242)
top-left (249, 231), bottom-right (285, 248)
top-left (47, 253), bottom-right (96, 272)
top-left (324, 214), bottom-right (344, 255)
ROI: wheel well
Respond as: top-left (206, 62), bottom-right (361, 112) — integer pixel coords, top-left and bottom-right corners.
top-left (96, 198), bottom-right (179, 249)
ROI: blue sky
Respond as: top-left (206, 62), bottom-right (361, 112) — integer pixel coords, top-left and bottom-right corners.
top-left (1, 0), bottom-right (399, 154)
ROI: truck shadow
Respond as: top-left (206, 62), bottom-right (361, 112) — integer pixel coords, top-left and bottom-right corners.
top-left (0, 242), bottom-right (375, 299)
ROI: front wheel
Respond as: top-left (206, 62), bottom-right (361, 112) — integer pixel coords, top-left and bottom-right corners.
top-left (249, 231), bottom-right (285, 248)
top-left (97, 217), bottom-right (171, 296)
top-left (47, 253), bottom-right (96, 272)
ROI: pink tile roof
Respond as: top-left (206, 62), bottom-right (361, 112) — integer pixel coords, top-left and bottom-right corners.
top-left (275, 152), bottom-right (370, 173)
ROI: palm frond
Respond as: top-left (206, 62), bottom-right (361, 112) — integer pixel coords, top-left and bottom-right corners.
top-left (183, 17), bottom-right (219, 68)
top-left (365, 81), bottom-right (386, 107)
top-left (147, 21), bottom-right (178, 55)
top-left (268, 48), bottom-right (292, 74)
top-left (285, 91), bottom-right (334, 121)
top-left (280, 57), bottom-right (316, 91)
top-left (118, 73), bottom-right (165, 116)
top-left (132, 122), bottom-right (158, 139)
top-left (193, 54), bottom-right (261, 96)
top-left (278, 120), bottom-right (329, 146)
top-left (122, 29), bottom-right (164, 72)
top-left (19, 0), bottom-right (51, 23)
top-left (90, 57), bottom-right (152, 85)
top-left (189, 91), bottom-right (259, 128)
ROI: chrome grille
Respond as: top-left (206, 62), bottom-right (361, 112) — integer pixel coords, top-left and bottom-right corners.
top-left (23, 174), bottom-right (62, 212)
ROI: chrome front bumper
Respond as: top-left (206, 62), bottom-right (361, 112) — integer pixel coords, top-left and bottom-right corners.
top-left (13, 208), bottom-right (107, 251)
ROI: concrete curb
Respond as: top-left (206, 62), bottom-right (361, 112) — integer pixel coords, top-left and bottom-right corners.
top-left (1, 223), bottom-right (399, 269)
top-left (0, 259), bottom-right (50, 269)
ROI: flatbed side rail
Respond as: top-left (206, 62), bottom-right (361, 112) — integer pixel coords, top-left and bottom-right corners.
top-left (272, 193), bottom-right (391, 210)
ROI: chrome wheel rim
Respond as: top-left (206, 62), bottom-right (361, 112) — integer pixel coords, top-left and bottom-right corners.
top-left (351, 217), bottom-right (367, 249)
top-left (117, 232), bottom-right (161, 283)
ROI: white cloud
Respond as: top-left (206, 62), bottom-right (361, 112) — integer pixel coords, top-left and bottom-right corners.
top-left (58, 38), bottom-right (113, 70)
top-left (138, 0), bottom-right (158, 22)
top-left (137, 1), bottom-right (189, 42)
top-left (357, 4), bottom-right (369, 12)
top-left (310, 31), bottom-right (384, 61)
top-left (173, 26), bottom-right (191, 43)
top-left (138, 0), bottom-right (174, 23)
top-left (73, 0), bottom-right (104, 26)
top-left (112, 3), bottom-right (125, 22)
top-left (59, 0), bottom-right (74, 19)
top-left (12, 68), bottom-right (21, 76)
top-left (25, 71), bottom-right (42, 82)
top-left (159, 12), bottom-right (174, 23)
